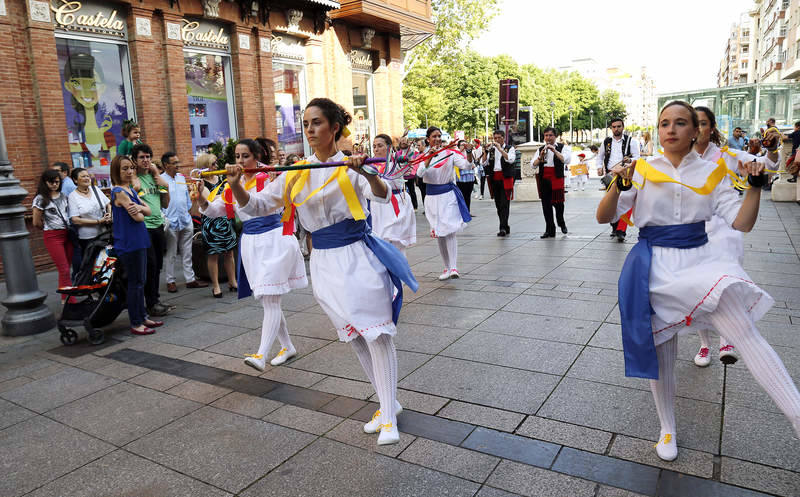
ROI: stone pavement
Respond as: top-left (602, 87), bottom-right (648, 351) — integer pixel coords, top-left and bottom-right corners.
top-left (1, 179), bottom-right (799, 497)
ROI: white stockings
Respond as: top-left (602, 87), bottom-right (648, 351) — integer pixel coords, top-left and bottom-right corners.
top-left (258, 295), bottom-right (294, 357)
top-left (437, 234), bottom-right (458, 270)
top-left (351, 334), bottom-right (398, 426)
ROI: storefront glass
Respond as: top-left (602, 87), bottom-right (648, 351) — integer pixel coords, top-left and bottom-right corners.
top-left (57, 37), bottom-right (134, 186)
top-left (273, 61), bottom-right (306, 157)
top-left (352, 71), bottom-right (375, 154)
top-left (184, 51), bottom-right (235, 156)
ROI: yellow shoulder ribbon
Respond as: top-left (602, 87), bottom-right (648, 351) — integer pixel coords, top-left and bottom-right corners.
top-left (280, 164), bottom-right (366, 223)
top-left (633, 159), bottom-right (728, 195)
top-left (207, 182), bottom-right (227, 202)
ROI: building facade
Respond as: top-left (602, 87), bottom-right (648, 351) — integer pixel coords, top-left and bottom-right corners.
top-left (717, 12), bottom-right (753, 86)
top-left (0, 0), bottom-right (433, 270)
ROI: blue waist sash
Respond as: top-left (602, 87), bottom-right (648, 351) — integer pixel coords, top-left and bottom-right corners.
top-left (618, 221), bottom-right (707, 379)
top-left (425, 182), bottom-right (472, 223)
top-left (238, 214), bottom-right (282, 299)
top-left (391, 189), bottom-right (403, 195)
top-left (312, 218), bottom-right (419, 324)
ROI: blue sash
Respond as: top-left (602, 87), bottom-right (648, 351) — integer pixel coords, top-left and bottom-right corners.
top-left (618, 221), bottom-right (707, 379)
top-left (425, 182), bottom-right (472, 223)
top-left (238, 214), bottom-right (282, 299)
top-left (312, 219), bottom-right (419, 324)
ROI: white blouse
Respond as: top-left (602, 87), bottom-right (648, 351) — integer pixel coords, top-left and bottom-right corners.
top-left (418, 149), bottom-right (468, 185)
top-left (240, 151), bottom-right (390, 231)
top-left (200, 175), bottom-right (280, 222)
top-left (698, 141), bottom-right (775, 172)
top-left (616, 150), bottom-right (742, 228)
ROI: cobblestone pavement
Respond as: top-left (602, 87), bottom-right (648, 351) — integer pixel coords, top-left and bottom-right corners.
top-left (1, 181), bottom-right (799, 497)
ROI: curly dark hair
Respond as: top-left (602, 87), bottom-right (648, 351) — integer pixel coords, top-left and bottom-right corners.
top-left (306, 98), bottom-right (352, 141)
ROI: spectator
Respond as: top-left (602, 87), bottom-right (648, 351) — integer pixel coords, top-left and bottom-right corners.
top-left (117, 121), bottom-right (141, 157)
top-left (161, 152), bottom-right (207, 293)
top-left (32, 169), bottom-right (73, 298)
top-left (641, 131), bottom-right (654, 156)
top-left (285, 153), bottom-right (301, 165)
top-left (472, 139), bottom-right (486, 200)
top-left (727, 127), bottom-right (747, 150)
top-left (132, 143), bottom-right (172, 317)
top-left (110, 154), bottom-right (163, 335)
top-left (52, 162), bottom-right (76, 197)
top-left (256, 137), bottom-right (279, 166)
top-left (68, 167), bottom-right (111, 256)
top-left (195, 153), bottom-right (238, 297)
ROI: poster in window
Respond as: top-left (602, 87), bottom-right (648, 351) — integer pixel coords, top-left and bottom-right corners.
top-left (185, 52), bottom-right (232, 155)
top-left (57, 38), bottom-right (131, 185)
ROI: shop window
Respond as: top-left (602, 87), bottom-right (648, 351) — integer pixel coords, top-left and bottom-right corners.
top-left (352, 72), bottom-right (375, 155)
top-left (273, 61), bottom-right (307, 157)
top-left (57, 37), bottom-right (135, 186)
top-left (185, 51), bottom-right (236, 156)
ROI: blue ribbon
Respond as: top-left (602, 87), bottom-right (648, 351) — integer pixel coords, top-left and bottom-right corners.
top-left (618, 221), bottom-right (708, 379)
top-left (312, 218), bottom-right (419, 324)
top-left (425, 182), bottom-right (472, 223)
top-left (237, 214), bottom-right (282, 299)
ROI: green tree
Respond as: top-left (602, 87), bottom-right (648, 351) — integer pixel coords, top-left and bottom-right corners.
top-left (599, 89), bottom-right (627, 124)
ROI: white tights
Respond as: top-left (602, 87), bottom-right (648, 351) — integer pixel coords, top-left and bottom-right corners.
top-left (257, 295), bottom-right (294, 357)
top-left (350, 334), bottom-right (398, 426)
top-left (696, 329), bottom-right (730, 351)
top-left (650, 291), bottom-right (800, 438)
top-left (437, 234), bottom-right (458, 270)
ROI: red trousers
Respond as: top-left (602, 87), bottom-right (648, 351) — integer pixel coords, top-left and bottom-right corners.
top-left (42, 229), bottom-right (74, 295)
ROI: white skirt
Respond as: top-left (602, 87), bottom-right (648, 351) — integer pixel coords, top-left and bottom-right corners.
top-left (707, 214), bottom-right (744, 264)
top-left (424, 188), bottom-right (467, 237)
top-left (310, 239), bottom-right (397, 343)
top-left (649, 241), bottom-right (772, 346)
top-left (240, 230), bottom-right (308, 297)
top-left (371, 191), bottom-right (417, 247)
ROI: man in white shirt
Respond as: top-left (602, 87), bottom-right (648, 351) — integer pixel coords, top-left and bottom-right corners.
top-left (595, 118), bottom-right (639, 241)
top-left (532, 127), bottom-right (571, 238)
top-left (482, 130), bottom-right (516, 236)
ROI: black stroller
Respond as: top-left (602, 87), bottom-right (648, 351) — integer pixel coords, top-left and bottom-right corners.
top-left (56, 232), bottom-right (126, 345)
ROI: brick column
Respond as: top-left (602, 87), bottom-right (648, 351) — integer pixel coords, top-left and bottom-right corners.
top-left (255, 30), bottom-right (277, 141)
top-left (387, 36), bottom-right (404, 137)
top-left (160, 12), bottom-right (193, 165)
top-left (230, 26), bottom-right (260, 140)
top-left (305, 35), bottom-right (327, 100)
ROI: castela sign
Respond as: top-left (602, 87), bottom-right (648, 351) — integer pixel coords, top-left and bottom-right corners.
top-left (182, 19), bottom-right (229, 50)
top-left (51, 0), bottom-right (126, 37)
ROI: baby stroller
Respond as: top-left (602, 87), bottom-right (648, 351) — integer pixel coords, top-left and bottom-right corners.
top-left (56, 232), bottom-right (126, 345)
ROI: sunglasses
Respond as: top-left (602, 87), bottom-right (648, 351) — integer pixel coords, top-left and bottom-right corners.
top-left (46, 179), bottom-right (60, 184)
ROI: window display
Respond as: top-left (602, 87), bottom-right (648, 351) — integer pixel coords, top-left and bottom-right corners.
top-left (352, 71), bottom-right (375, 155)
top-left (273, 61), bottom-right (306, 157)
top-left (185, 51), bottom-right (234, 156)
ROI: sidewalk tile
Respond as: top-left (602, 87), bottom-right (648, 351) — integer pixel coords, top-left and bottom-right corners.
top-left (0, 398), bottom-right (35, 430)
top-left (394, 323), bottom-right (464, 354)
top-left (313, 376), bottom-right (373, 399)
top-left (596, 487), bottom-right (648, 497)
top-left (552, 448), bottom-right (659, 496)
top-left (0, 367), bottom-right (118, 413)
top-left (609, 435), bottom-right (714, 478)
top-left (261, 366), bottom-right (326, 388)
top-left (516, 416), bottom-right (611, 454)
top-left (722, 405), bottom-right (800, 473)
top-left (211, 391), bottom-right (283, 418)
top-left (438, 401), bottom-right (524, 432)
top-left (264, 404), bottom-right (343, 435)
top-left (95, 361), bottom-right (149, 380)
top-left (475, 487), bottom-right (521, 497)
top-left (721, 456), bottom-right (800, 497)
top-left (264, 383), bottom-right (337, 410)
top-left (167, 380), bottom-right (232, 404)
top-left (462, 427), bottom-right (559, 468)
top-left (325, 419), bottom-right (415, 457)
top-left (485, 460), bottom-right (596, 497)
top-left (399, 438), bottom-right (499, 482)
top-left (368, 389), bottom-right (449, 415)
top-left (0, 376), bottom-right (34, 394)
top-left (129, 370), bottom-right (187, 391)
top-left (658, 470), bottom-right (773, 497)
top-left (475, 312), bottom-right (599, 345)
top-left (319, 396), bottom-right (367, 417)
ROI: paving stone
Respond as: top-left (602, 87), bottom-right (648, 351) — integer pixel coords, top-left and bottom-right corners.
top-left (127, 406), bottom-right (315, 493)
top-left (0, 416), bottom-right (114, 497)
top-left (264, 383), bottom-right (337, 410)
top-left (441, 331), bottom-right (584, 376)
top-left (0, 398), bottom-right (35, 430)
top-left (552, 447), bottom-right (659, 496)
top-left (398, 302), bottom-right (494, 329)
top-left (503, 294), bottom-right (616, 322)
top-left (721, 456), bottom-right (800, 497)
top-left (154, 321), bottom-right (251, 349)
top-left (394, 323), bottom-right (465, 354)
top-left (724, 351), bottom-right (800, 414)
top-left (368, 388), bottom-right (449, 415)
top-left (658, 470), bottom-right (773, 497)
top-left (261, 365), bottom-right (326, 388)
top-left (0, 366), bottom-right (118, 413)
top-left (264, 404), bottom-right (344, 435)
top-left (241, 438), bottom-right (479, 497)
top-left (399, 438), bottom-right (499, 483)
top-left (26, 449), bottom-right (231, 497)
top-left (211, 391), bottom-right (283, 418)
top-left (0, 376), bottom-right (34, 394)
top-left (124, 340), bottom-right (196, 359)
top-left (538, 377), bottom-right (720, 453)
top-left (325, 418), bottom-right (416, 457)
top-left (415, 288), bottom-right (518, 310)
top-left (166, 379), bottom-right (232, 404)
top-left (0, 358), bottom-right (60, 382)
top-left (485, 460), bottom-right (596, 497)
top-left (516, 416), bottom-right (611, 454)
top-left (207, 331), bottom-right (331, 362)
top-left (462, 427), bottom-right (559, 468)
top-left (395, 409), bottom-right (475, 445)
top-left (313, 376), bottom-right (374, 399)
top-left (721, 405), bottom-right (800, 472)
top-left (438, 401), bottom-right (525, 432)
top-left (475, 487), bottom-right (522, 497)
top-left (588, 323), bottom-right (623, 350)
top-left (475, 311), bottom-right (600, 345)
top-left (609, 434), bottom-right (714, 478)
top-left (94, 361), bottom-right (149, 380)
top-left (26, 363), bottom-right (69, 380)
top-left (284, 312), bottom-right (337, 340)
top-left (292, 341), bottom-right (431, 382)
top-left (596, 487), bottom-right (648, 497)
top-left (47, 382), bottom-right (200, 445)
top-left (319, 396), bottom-right (367, 418)
top-left (400, 356), bottom-right (559, 414)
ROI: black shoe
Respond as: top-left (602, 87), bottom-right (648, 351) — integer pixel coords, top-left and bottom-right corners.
top-left (616, 231), bottom-right (626, 243)
top-left (540, 232), bottom-right (554, 239)
top-left (497, 230), bottom-right (506, 237)
top-left (505, 226), bottom-right (510, 234)
top-left (560, 226), bottom-right (568, 234)
top-left (148, 303), bottom-right (169, 317)
top-left (609, 231), bottom-right (617, 237)
top-left (788, 177), bottom-right (797, 183)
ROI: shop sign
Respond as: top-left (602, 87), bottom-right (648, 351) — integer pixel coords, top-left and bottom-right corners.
top-left (181, 19), bottom-right (230, 51)
top-left (348, 49), bottom-right (373, 71)
top-left (50, 0), bottom-right (127, 39)
top-left (270, 34), bottom-right (305, 60)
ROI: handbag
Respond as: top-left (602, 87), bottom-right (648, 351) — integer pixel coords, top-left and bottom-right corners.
top-left (90, 185), bottom-right (112, 237)
top-left (53, 196), bottom-right (80, 245)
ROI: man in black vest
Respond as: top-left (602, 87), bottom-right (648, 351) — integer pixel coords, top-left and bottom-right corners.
top-left (533, 127), bottom-right (571, 238)
top-left (595, 118), bottom-right (639, 241)
top-left (482, 130), bottom-right (516, 236)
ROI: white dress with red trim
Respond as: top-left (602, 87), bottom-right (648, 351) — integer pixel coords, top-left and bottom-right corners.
top-left (370, 176), bottom-right (417, 247)
top-left (616, 151), bottom-right (773, 346)
top-left (200, 173), bottom-right (307, 297)
top-left (240, 151), bottom-right (397, 343)
top-left (419, 150), bottom-right (468, 237)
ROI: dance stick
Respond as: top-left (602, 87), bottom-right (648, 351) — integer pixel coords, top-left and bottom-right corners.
top-left (190, 156), bottom-right (394, 180)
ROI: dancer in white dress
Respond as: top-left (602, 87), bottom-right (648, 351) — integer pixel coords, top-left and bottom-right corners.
top-left (417, 126), bottom-right (471, 280)
top-left (370, 134), bottom-right (416, 256)
top-left (225, 98), bottom-right (417, 446)
top-left (691, 106), bottom-right (779, 367)
top-left (199, 139), bottom-right (308, 371)
top-left (597, 100), bottom-right (800, 462)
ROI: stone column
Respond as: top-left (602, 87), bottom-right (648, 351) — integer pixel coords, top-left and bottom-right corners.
top-left (514, 141), bottom-right (543, 201)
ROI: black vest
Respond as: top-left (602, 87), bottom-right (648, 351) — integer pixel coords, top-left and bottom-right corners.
top-left (486, 144), bottom-right (515, 178)
top-left (603, 135), bottom-right (632, 170)
top-left (537, 143), bottom-right (565, 179)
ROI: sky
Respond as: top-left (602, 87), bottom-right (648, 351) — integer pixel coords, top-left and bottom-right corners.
top-left (471, 0), bottom-right (755, 94)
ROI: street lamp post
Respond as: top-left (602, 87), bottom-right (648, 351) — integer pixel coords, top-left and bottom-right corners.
top-left (568, 105), bottom-right (573, 142)
top-left (589, 109), bottom-right (594, 142)
top-left (0, 111), bottom-right (55, 336)
top-left (550, 101), bottom-right (555, 127)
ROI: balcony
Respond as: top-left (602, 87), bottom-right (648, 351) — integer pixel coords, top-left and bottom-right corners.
top-left (330, 0), bottom-right (435, 50)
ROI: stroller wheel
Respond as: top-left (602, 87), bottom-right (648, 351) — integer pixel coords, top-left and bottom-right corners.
top-left (60, 329), bottom-right (78, 346)
top-left (88, 331), bottom-right (105, 345)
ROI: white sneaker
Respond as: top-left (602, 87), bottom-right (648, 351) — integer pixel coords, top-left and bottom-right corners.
top-left (438, 270), bottom-right (451, 281)
top-left (377, 422), bottom-right (400, 445)
top-left (270, 347), bottom-right (296, 366)
top-left (479, 195), bottom-right (484, 200)
top-left (655, 433), bottom-right (678, 461)
top-left (693, 347), bottom-right (711, 367)
top-left (363, 401), bottom-right (403, 433)
top-left (719, 344), bottom-right (739, 365)
top-left (244, 354), bottom-right (267, 372)
top-left (449, 269), bottom-right (460, 279)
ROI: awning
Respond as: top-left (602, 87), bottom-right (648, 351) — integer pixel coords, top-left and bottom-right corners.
top-left (400, 25), bottom-right (433, 51)
top-left (306, 0), bottom-right (341, 9)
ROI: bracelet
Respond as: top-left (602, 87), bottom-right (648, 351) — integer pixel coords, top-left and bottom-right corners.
top-left (615, 175), bottom-right (632, 191)
top-left (747, 173), bottom-right (769, 188)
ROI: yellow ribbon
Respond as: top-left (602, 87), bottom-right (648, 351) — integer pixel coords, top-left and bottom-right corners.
top-left (281, 164), bottom-right (366, 223)
top-left (632, 159), bottom-right (729, 195)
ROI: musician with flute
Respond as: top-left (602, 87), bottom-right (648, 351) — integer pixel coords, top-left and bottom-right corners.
top-left (596, 118), bottom-right (640, 242)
